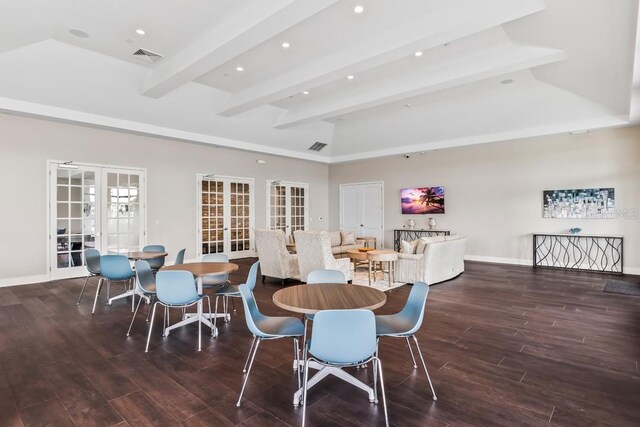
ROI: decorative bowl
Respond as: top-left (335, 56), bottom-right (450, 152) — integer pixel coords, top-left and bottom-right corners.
top-left (358, 247), bottom-right (374, 252)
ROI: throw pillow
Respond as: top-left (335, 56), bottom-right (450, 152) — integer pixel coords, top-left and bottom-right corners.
top-left (416, 236), bottom-right (446, 253)
top-left (341, 231), bottom-right (356, 245)
top-left (400, 240), bottom-right (415, 254)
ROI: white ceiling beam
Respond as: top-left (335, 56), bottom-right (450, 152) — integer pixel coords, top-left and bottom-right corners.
top-left (274, 45), bottom-right (566, 128)
top-left (217, 0), bottom-right (546, 116)
top-left (141, 0), bottom-right (338, 98)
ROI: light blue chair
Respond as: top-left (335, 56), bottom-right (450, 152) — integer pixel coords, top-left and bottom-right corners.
top-left (145, 270), bottom-right (213, 352)
top-left (214, 261), bottom-right (259, 330)
top-left (236, 283), bottom-right (304, 407)
top-left (174, 248), bottom-right (186, 265)
top-left (143, 244), bottom-right (166, 271)
top-left (375, 281), bottom-right (437, 401)
top-left (302, 309), bottom-right (388, 427)
top-left (306, 269), bottom-right (346, 284)
top-left (77, 248), bottom-right (102, 305)
top-left (126, 260), bottom-right (157, 336)
top-left (92, 255), bottom-right (134, 314)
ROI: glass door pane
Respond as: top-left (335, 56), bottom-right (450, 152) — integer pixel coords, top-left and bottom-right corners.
top-left (269, 184), bottom-right (287, 233)
top-left (104, 170), bottom-right (144, 254)
top-left (229, 180), bottom-right (252, 257)
top-left (51, 165), bottom-right (100, 279)
top-left (201, 179), bottom-right (225, 255)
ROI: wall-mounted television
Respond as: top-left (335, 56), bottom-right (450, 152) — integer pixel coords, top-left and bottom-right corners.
top-left (401, 187), bottom-right (445, 214)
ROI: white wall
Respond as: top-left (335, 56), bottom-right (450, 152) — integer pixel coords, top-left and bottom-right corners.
top-left (0, 114), bottom-right (329, 283)
top-left (329, 126), bottom-right (640, 274)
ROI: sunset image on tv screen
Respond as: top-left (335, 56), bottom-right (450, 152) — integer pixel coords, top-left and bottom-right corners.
top-left (401, 187), bottom-right (445, 214)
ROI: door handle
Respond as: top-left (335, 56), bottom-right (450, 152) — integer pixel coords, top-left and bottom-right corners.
top-left (224, 227), bottom-right (229, 231)
top-left (360, 224), bottom-right (364, 227)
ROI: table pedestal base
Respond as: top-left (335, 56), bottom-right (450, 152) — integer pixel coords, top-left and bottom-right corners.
top-left (292, 361), bottom-right (374, 406)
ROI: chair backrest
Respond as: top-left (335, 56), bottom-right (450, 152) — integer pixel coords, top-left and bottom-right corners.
top-left (156, 270), bottom-right (198, 305)
top-left (143, 245), bottom-right (166, 269)
top-left (84, 248), bottom-right (101, 274)
top-left (244, 261), bottom-right (260, 291)
top-left (201, 253), bottom-right (229, 285)
top-left (100, 255), bottom-right (133, 281)
top-left (254, 229), bottom-right (296, 278)
top-left (310, 310), bottom-right (377, 364)
top-left (294, 231), bottom-right (335, 282)
top-left (396, 281), bottom-right (430, 335)
top-left (307, 269), bottom-right (346, 284)
top-left (134, 260), bottom-right (156, 293)
top-left (174, 248), bottom-right (186, 265)
top-left (238, 284), bottom-right (268, 337)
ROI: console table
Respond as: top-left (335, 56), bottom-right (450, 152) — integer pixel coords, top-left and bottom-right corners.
top-left (393, 229), bottom-right (450, 251)
top-left (532, 233), bottom-right (623, 274)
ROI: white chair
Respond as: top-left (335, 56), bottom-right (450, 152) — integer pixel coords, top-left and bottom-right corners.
top-left (396, 236), bottom-right (466, 285)
top-left (254, 229), bottom-right (300, 285)
top-left (294, 231), bottom-right (353, 283)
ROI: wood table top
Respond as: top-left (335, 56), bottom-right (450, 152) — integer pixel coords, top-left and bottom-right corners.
top-left (272, 284), bottom-right (386, 315)
top-left (123, 251), bottom-right (168, 260)
top-left (161, 262), bottom-right (239, 276)
top-left (346, 249), bottom-right (369, 260)
top-left (367, 250), bottom-right (398, 261)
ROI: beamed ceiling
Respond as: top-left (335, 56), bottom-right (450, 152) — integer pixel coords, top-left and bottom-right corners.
top-left (0, 0), bottom-right (638, 162)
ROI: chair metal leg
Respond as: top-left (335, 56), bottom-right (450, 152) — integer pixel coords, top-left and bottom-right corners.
top-left (293, 338), bottom-right (301, 389)
top-left (412, 335), bottom-right (437, 401)
top-left (197, 298), bottom-right (202, 351)
top-left (213, 295), bottom-right (220, 331)
top-left (243, 336), bottom-right (257, 373)
top-left (231, 296), bottom-right (236, 312)
top-left (91, 278), bottom-right (103, 314)
top-left (106, 279), bottom-right (111, 305)
top-left (206, 296), bottom-right (215, 336)
top-left (301, 355), bottom-right (311, 427)
top-left (236, 338), bottom-right (261, 407)
top-left (373, 339), bottom-right (379, 402)
top-left (145, 302), bottom-right (159, 352)
top-left (77, 274), bottom-right (91, 305)
top-left (126, 293), bottom-right (144, 336)
top-left (145, 295), bottom-right (155, 322)
top-left (405, 336), bottom-right (418, 368)
top-left (375, 357), bottom-right (390, 427)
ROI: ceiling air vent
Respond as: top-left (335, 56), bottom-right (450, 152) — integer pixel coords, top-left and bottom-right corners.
top-left (131, 48), bottom-right (163, 64)
top-left (308, 142), bottom-right (327, 152)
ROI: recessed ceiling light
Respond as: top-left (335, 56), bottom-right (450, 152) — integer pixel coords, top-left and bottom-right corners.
top-left (500, 79), bottom-right (514, 84)
top-left (136, 29), bottom-right (146, 35)
top-left (354, 5), bottom-right (364, 14)
top-left (347, 75), bottom-right (355, 80)
top-left (69, 29), bottom-right (90, 38)
top-left (236, 66), bottom-right (244, 72)
top-left (281, 42), bottom-right (290, 49)
top-left (405, 103), bottom-right (413, 108)
top-left (256, 159), bottom-right (267, 165)
top-left (302, 91), bottom-right (309, 95)
top-left (414, 51), bottom-right (423, 57)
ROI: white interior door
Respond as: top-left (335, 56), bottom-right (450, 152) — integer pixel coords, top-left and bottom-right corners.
top-left (340, 182), bottom-right (384, 247)
top-left (198, 176), bottom-right (254, 259)
top-left (49, 162), bottom-right (146, 280)
top-left (267, 181), bottom-right (308, 240)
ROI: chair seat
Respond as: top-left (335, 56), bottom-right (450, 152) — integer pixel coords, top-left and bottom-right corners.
top-left (162, 294), bottom-right (206, 307)
top-left (255, 316), bottom-right (304, 337)
top-left (375, 314), bottom-right (414, 336)
top-left (215, 284), bottom-right (240, 296)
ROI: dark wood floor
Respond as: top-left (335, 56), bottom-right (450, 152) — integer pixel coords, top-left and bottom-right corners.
top-left (0, 261), bottom-right (638, 427)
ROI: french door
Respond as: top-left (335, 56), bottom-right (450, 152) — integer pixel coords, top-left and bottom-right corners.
top-left (266, 181), bottom-right (308, 240)
top-left (340, 182), bottom-right (384, 247)
top-left (48, 162), bottom-right (146, 280)
top-left (198, 175), bottom-right (254, 259)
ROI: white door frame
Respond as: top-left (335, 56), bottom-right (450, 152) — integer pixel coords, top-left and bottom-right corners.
top-left (339, 181), bottom-right (385, 248)
top-left (196, 174), bottom-right (256, 260)
top-left (46, 160), bottom-right (147, 280)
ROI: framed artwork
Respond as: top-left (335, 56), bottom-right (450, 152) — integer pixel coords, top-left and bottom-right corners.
top-left (543, 188), bottom-right (615, 219)
top-left (401, 187), bottom-right (445, 214)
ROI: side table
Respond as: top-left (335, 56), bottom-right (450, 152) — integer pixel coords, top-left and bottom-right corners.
top-left (367, 250), bottom-right (398, 287)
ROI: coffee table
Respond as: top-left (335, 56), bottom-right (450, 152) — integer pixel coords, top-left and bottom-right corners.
top-left (161, 262), bottom-right (239, 337)
top-left (347, 249), bottom-right (369, 271)
top-left (272, 284), bottom-right (386, 405)
top-left (367, 250), bottom-right (398, 287)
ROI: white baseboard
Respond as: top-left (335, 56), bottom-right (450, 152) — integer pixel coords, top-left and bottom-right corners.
top-left (0, 274), bottom-right (50, 288)
top-left (465, 254), bottom-right (640, 276)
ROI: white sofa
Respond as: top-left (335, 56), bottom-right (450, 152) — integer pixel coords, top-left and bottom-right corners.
top-left (294, 231), bottom-right (354, 282)
top-left (395, 235), bottom-right (466, 285)
top-left (326, 230), bottom-right (364, 258)
top-left (254, 229), bottom-right (300, 284)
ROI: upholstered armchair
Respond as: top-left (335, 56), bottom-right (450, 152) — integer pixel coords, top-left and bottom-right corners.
top-left (254, 229), bottom-right (300, 284)
top-left (294, 231), bottom-right (353, 283)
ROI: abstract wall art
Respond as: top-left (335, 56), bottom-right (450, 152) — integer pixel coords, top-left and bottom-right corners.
top-left (543, 188), bottom-right (615, 219)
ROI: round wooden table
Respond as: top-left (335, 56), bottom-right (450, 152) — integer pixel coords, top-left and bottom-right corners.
top-left (367, 250), bottom-right (398, 287)
top-left (346, 249), bottom-right (369, 271)
top-left (273, 283), bottom-right (386, 315)
top-left (273, 283), bottom-right (386, 405)
top-left (161, 262), bottom-right (239, 336)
